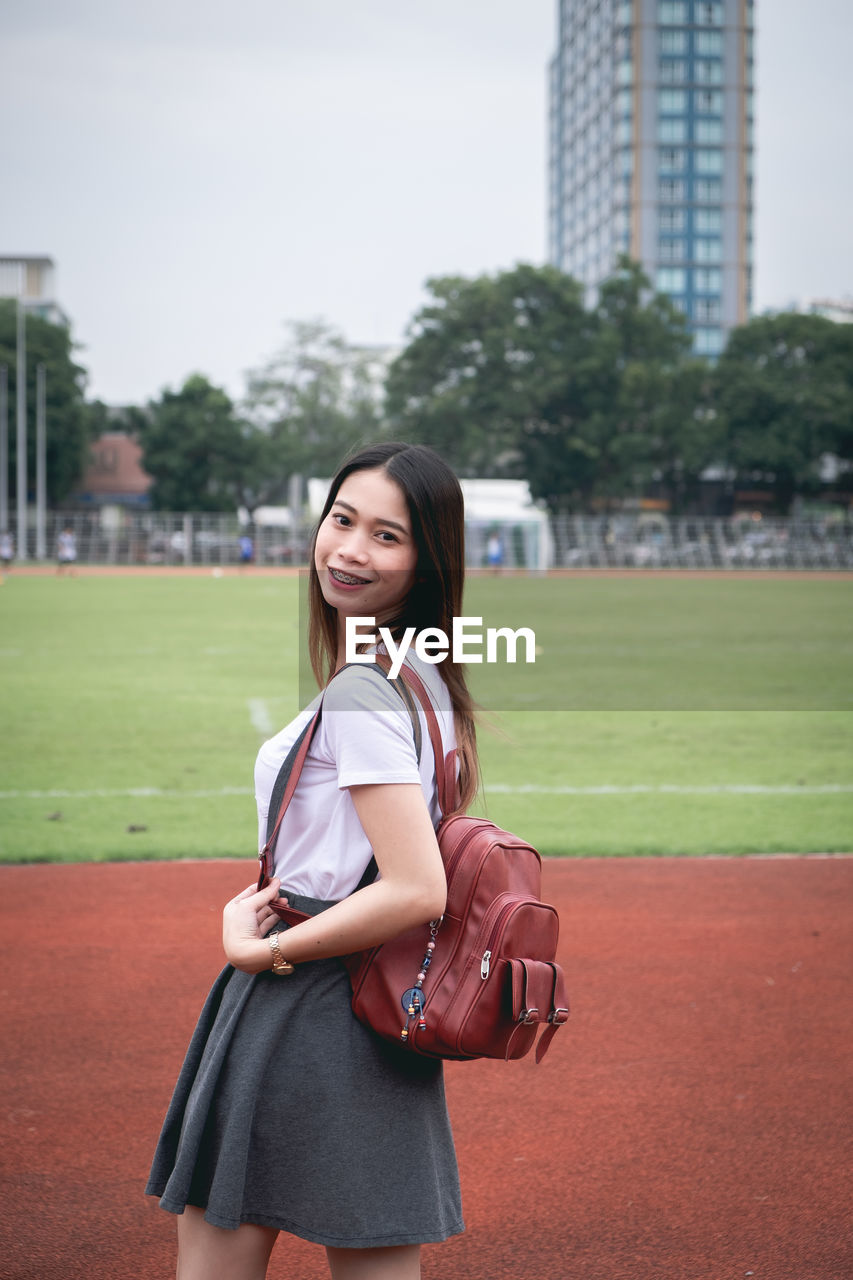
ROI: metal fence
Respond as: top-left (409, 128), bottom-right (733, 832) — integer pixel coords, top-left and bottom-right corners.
top-left (548, 514), bottom-right (853, 570)
top-left (6, 509), bottom-right (853, 570)
top-left (10, 511), bottom-right (305, 567)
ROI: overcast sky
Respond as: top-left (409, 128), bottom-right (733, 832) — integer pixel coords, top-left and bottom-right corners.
top-left (2, 0), bottom-right (850, 406)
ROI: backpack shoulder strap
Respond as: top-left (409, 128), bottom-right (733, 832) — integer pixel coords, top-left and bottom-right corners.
top-left (371, 654), bottom-right (460, 818)
top-left (258, 662), bottom-right (422, 892)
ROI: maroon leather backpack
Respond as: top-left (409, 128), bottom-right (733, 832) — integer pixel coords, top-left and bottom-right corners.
top-left (258, 662), bottom-right (569, 1064)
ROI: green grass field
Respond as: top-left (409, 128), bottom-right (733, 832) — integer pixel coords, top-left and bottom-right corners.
top-left (1, 572), bottom-right (851, 862)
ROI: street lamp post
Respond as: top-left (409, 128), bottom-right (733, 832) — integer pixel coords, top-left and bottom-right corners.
top-left (0, 364), bottom-right (8, 533)
top-left (15, 298), bottom-right (27, 560)
top-left (36, 363), bottom-right (46, 559)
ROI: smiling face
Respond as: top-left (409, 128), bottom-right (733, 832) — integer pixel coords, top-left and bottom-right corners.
top-left (314, 467), bottom-right (418, 640)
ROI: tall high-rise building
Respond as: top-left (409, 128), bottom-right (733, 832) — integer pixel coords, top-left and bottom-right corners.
top-left (0, 255), bottom-right (69, 326)
top-left (548, 0), bottom-right (754, 356)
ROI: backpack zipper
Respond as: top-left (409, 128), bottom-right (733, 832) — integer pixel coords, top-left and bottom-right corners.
top-left (465, 893), bottom-right (523, 989)
top-left (479, 897), bottom-right (556, 982)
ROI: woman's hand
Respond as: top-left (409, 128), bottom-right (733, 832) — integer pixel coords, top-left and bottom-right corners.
top-left (222, 879), bottom-right (287, 973)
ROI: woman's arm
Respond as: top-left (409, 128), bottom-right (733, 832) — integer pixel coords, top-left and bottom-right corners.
top-left (222, 782), bottom-right (446, 974)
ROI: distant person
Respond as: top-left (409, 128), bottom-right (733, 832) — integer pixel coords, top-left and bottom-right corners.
top-left (486, 530), bottom-right (504, 574)
top-left (57, 526), bottom-right (77, 576)
top-left (146, 442), bottom-right (477, 1280)
top-left (239, 533), bottom-right (254, 571)
top-left (0, 531), bottom-right (13, 581)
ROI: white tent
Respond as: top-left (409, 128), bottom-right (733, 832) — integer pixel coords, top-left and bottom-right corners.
top-left (460, 479), bottom-right (552, 571)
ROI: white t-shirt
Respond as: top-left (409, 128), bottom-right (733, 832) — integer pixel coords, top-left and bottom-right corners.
top-left (57, 531), bottom-right (77, 561)
top-left (254, 653), bottom-right (456, 901)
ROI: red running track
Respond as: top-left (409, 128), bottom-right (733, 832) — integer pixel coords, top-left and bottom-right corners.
top-left (1, 858), bottom-right (851, 1280)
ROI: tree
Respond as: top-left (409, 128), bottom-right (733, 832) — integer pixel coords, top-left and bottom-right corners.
top-left (385, 259), bottom-right (709, 512)
top-left (385, 264), bottom-right (593, 485)
top-left (580, 259), bottom-right (716, 512)
top-left (140, 374), bottom-right (257, 511)
top-left (84, 398), bottom-right (144, 439)
top-left (243, 319), bottom-right (385, 504)
top-left (714, 312), bottom-right (853, 511)
top-left (0, 299), bottom-right (90, 505)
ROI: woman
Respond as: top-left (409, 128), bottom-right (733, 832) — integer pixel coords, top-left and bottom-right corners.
top-left (147, 442), bottom-right (479, 1280)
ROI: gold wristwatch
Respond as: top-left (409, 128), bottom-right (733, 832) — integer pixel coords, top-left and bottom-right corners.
top-left (269, 932), bottom-right (295, 976)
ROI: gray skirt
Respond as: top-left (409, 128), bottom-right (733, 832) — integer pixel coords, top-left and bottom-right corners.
top-left (145, 893), bottom-right (464, 1249)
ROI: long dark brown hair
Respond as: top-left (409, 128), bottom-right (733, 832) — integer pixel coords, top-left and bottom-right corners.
top-left (308, 441), bottom-right (479, 812)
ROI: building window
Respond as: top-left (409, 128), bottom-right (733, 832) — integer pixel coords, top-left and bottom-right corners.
top-left (695, 119), bottom-right (724, 143)
top-left (695, 31), bottom-right (724, 56)
top-left (694, 267), bottom-right (723, 291)
top-left (660, 30), bottom-right (689, 55)
top-left (659, 238), bottom-right (686, 261)
top-left (693, 59), bottom-right (724, 84)
top-left (694, 237), bottom-right (723, 262)
top-left (658, 147), bottom-right (687, 171)
top-left (695, 89), bottom-right (724, 114)
top-left (658, 88), bottom-right (688, 113)
top-left (694, 148), bottom-right (724, 173)
top-left (616, 1), bottom-right (633, 26)
top-left (693, 178), bottom-right (721, 202)
top-left (659, 59), bottom-right (688, 82)
top-left (658, 117), bottom-right (688, 142)
top-left (656, 267), bottom-right (687, 293)
top-left (659, 178), bottom-right (686, 201)
top-left (94, 448), bottom-right (118, 474)
top-left (616, 118), bottom-right (633, 145)
top-left (616, 177), bottom-right (632, 205)
top-left (694, 327), bottom-right (725, 356)
top-left (660, 207), bottom-right (686, 232)
top-left (616, 58), bottom-right (634, 85)
top-left (694, 208), bottom-right (722, 233)
top-left (615, 88), bottom-right (633, 117)
top-left (695, 2), bottom-right (723, 25)
top-left (658, 1), bottom-right (688, 22)
top-left (655, 58), bottom-right (686, 82)
top-left (694, 297), bottom-right (721, 323)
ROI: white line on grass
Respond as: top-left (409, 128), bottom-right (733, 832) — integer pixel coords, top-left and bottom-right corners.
top-left (486, 784), bottom-right (853, 796)
top-left (1, 784), bottom-right (851, 801)
top-left (0, 788), bottom-right (254, 799)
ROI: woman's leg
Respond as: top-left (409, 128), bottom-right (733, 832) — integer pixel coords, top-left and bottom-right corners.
top-left (176, 1205), bottom-right (278, 1280)
top-left (325, 1244), bottom-right (421, 1280)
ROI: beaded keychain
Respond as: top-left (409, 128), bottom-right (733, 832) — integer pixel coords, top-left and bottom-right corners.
top-left (400, 917), bottom-right (441, 1042)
